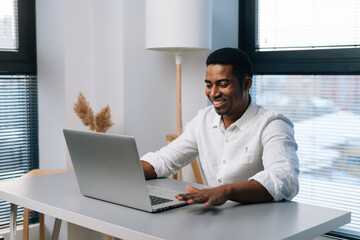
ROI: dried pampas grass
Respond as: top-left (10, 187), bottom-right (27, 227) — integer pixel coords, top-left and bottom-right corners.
top-left (95, 105), bottom-right (113, 133)
top-left (74, 92), bottom-right (114, 133)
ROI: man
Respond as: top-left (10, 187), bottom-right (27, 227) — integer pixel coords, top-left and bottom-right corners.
top-left (141, 48), bottom-right (299, 207)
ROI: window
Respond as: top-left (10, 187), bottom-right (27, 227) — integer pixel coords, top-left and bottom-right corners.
top-left (0, 0), bottom-right (36, 74)
top-left (256, 0), bottom-right (360, 52)
top-left (241, 0), bottom-right (360, 74)
top-left (242, 0), bottom-right (360, 238)
top-left (0, 0), bottom-right (38, 229)
top-left (251, 75), bottom-right (360, 237)
top-left (0, 0), bottom-right (18, 50)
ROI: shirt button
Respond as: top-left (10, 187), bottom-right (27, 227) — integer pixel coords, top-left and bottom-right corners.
top-left (223, 160), bottom-right (227, 164)
top-left (225, 139), bottom-right (229, 143)
top-left (218, 179), bottom-right (222, 184)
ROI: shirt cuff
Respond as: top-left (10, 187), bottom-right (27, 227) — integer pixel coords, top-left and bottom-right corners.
top-left (141, 152), bottom-right (170, 178)
top-left (249, 170), bottom-right (282, 201)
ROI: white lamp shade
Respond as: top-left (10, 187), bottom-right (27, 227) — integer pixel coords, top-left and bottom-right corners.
top-left (145, 0), bottom-right (212, 51)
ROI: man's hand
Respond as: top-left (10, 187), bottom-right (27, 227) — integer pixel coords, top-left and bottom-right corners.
top-left (175, 180), bottom-right (274, 206)
top-left (175, 185), bottom-right (229, 207)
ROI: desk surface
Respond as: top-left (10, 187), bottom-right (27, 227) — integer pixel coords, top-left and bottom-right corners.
top-left (0, 172), bottom-right (351, 240)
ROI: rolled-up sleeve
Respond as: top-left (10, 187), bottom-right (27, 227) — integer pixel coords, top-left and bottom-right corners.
top-left (250, 117), bottom-right (300, 201)
top-left (141, 116), bottom-right (199, 178)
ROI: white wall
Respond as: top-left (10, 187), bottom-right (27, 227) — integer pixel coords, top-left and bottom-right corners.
top-left (63, 0), bottom-right (124, 169)
top-left (122, 1), bottom-right (209, 156)
top-left (123, 0), bottom-right (239, 156)
top-left (36, 0), bottom-right (124, 238)
top-left (212, 0), bottom-right (239, 50)
top-left (37, 0), bottom-right (124, 170)
top-left (37, 0), bottom-right (67, 169)
top-left (36, 0), bottom-right (238, 239)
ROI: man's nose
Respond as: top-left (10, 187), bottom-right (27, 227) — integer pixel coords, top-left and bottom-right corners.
top-left (210, 86), bottom-right (220, 98)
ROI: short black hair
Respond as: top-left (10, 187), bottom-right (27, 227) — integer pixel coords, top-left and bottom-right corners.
top-left (206, 48), bottom-right (253, 85)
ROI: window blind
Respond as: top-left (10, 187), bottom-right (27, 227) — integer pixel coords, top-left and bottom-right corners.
top-left (0, 75), bottom-right (38, 228)
top-left (0, 0), bottom-right (18, 51)
top-left (251, 75), bottom-right (360, 237)
top-left (256, 0), bottom-right (360, 51)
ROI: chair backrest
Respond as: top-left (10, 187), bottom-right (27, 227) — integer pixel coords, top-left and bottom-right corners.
top-left (20, 169), bottom-right (73, 179)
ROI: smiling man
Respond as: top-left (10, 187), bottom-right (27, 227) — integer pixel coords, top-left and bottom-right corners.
top-left (141, 48), bottom-right (299, 206)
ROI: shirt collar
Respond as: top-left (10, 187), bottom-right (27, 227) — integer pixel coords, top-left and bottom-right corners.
top-left (211, 95), bottom-right (258, 130)
top-left (212, 114), bottom-right (222, 128)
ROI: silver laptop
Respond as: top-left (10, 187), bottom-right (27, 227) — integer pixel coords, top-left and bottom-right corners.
top-left (63, 129), bottom-right (187, 212)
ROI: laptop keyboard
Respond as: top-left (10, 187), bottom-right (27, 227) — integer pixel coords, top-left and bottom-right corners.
top-left (150, 195), bottom-right (173, 206)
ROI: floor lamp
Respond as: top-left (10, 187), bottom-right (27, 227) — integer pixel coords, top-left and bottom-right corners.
top-left (145, 0), bottom-right (212, 183)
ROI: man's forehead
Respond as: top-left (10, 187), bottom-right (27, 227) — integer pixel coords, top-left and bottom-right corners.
top-left (206, 64), bottom-right (234, 78)
top-left (206, 63), bottom-right (232, 69)
top-left (206, 64), bottom-right (232, 72)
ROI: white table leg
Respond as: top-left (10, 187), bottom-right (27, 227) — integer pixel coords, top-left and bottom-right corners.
top-left (51, 218), bottom-right (62, 240)
top-left (10, 203), bottom-right (17, 240)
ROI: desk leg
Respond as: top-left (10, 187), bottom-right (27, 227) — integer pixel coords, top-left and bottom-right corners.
top-left (39, 213), bottom-right (45, 240)
top-left (51, 218), bottom-right (62, 240)
top-left (10, 203), bottom-right (17, 240)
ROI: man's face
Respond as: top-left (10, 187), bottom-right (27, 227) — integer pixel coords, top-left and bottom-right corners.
top-left (205, 64), bottom-right (251, 122)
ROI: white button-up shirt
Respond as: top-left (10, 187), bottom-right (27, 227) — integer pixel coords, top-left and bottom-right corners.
top-left (142, 99), bottom-right (299, 201)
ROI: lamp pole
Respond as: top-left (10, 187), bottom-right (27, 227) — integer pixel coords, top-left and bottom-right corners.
top-left (175, 51), bottom-right (182, 136)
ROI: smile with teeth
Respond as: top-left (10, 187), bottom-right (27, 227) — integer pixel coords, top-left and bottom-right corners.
top-left (212, 99), bottom-right (226, 107)
top-left (213, 100), bottom-right (224, 104)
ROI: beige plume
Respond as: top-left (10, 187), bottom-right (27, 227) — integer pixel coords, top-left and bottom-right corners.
top-left (74, 92), bottom-right (113, 132)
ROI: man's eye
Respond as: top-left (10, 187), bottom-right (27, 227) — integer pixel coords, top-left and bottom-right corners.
top-left (220, 83), bottom-right (229, 88)
top-left (206, 84), bottom-right (212, 88)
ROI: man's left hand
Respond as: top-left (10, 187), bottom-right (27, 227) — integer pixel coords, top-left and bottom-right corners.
top-left (175, 185), bottom-right (228, 207)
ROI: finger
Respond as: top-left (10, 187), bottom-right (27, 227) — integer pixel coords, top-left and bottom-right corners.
top-left (175, 193), bottom-right (191, 203)
top-left (175, 194), bottom-right (183, 201)
top-left (176, 186), bottom-right (198, 200)
top-left (185, 186), bottom-right (199, 193)
top-left (188, 196), bottom-right (208, 204)
top-left (175, 193), bottom-right (196, 201)
top-left (205, 197), bottom-right (218, 207)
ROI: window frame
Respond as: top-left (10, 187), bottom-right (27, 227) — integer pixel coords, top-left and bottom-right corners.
top-left (0, 0), bottom-right (37, 74)
top-left (240, 0), bottom-right (360, 75)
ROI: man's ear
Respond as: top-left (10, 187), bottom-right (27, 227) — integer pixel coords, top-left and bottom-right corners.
top-left (244, 77), bottom-right (252, 91)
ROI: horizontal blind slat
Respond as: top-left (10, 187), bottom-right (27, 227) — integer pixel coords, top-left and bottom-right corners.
top-left (0, 75), bottom-right (38, 229)
top-left (252, 75), bottom-right (360, 237)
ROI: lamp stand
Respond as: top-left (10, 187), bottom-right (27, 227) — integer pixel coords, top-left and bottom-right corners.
top-left (175, 52), bottom-right (182, 136)
top-left (165, 52), bottom-right (182, 143)
top-left (166, 52), bottom-right (204, 184)
top-left (166, 52), bottom-right (183, 179)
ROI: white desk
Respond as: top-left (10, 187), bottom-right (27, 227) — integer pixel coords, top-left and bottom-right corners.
top-left (0, 172), bottom-right (351, 240)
